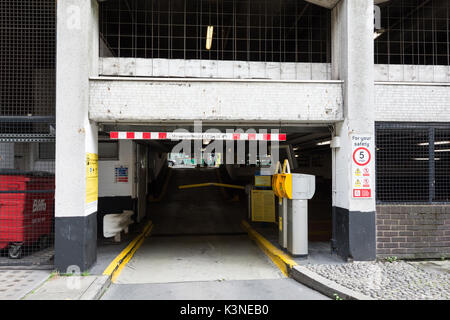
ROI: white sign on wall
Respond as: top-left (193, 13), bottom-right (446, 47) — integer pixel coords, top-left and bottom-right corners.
top-left (351, 135), bottom-right (374, 199)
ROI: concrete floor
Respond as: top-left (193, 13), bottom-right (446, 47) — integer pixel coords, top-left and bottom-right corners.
top-left (103, 168), bottom-right (327, 299)
top-left (103, 278), bottom-right (328, 300)
top-left (114, 235), bottom-right (284, 284)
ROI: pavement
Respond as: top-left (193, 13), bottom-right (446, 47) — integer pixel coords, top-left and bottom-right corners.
top-left (0, 269), bottom-right (50, 300)
top-left (102, 278), bottom-right (328, 300)
top-left (23, 274), bottom-right (110, 300)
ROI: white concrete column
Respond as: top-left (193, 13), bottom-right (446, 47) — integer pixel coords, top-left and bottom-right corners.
top-left (55, 0), bottom-right (99, 272)
top-left (331, 0), bottom-right (376, 261)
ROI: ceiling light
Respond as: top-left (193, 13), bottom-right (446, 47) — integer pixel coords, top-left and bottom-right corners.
top-left (417, 141), bottom-right (450, 146)
top-left (317, 140), bottom-right (331, 146)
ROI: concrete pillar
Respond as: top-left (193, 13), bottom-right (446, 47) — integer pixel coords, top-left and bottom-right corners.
top-left (331, 1), bottom-right (376, 261)
top-left (55, 0), bottom-right (99, 272)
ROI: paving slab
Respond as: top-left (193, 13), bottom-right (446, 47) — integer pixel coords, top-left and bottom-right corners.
top-left (24, 275), bottom-right (109, 300)
top-left (0, 270), bottom-right (50, 300)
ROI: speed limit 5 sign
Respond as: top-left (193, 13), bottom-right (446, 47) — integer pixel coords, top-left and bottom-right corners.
top-left (353, 147), bottom-right (371, 166)
top-left (351, 135), bottom-right (374, 199)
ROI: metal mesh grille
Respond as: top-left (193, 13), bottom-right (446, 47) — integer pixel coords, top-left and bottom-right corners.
top-left (376, 123), bottom-right (450, 203)
top-left (375, 0), bottom-right (450, 65)
top-left (99, 0), bottom-right (331, 63)
top-left (434, 128), bottom-right (450, 202)
top-left (0, 1), bottom-right (55, 266)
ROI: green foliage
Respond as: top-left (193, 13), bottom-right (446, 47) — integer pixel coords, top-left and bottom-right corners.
top-left (385, 256), bottom-right (398, 263)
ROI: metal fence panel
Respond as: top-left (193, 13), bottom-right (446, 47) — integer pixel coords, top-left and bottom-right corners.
top-left (0, 1), bottom-right (55, 267)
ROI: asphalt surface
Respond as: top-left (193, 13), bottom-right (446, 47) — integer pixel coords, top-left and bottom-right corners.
top-left (102, 168), bottom-right (328, 300)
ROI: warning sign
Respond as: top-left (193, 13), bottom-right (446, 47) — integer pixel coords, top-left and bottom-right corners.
top-left (115, 166), bottom-right (129, 183)
top-left (86, 153), bottom-right (98, 214)
top-left (351, 135), bottom-right (374, 199)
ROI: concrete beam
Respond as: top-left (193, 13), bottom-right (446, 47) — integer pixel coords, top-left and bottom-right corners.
top-left (304, 0), bottom-right (390, 9)
top-left (89, 78), bottom-right (344, 123)
top-left (304, 0), bottom-right (340, 9)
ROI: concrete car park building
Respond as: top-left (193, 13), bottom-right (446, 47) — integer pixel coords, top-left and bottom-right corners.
top-left (0, 0), bottom-right (449, 272)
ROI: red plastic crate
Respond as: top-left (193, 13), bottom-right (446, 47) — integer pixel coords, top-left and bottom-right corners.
top-left (0, 173), bottom-right (55, 252)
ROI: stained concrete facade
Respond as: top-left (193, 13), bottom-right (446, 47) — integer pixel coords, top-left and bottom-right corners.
top-left (55, 0), bottom-right (450, 271)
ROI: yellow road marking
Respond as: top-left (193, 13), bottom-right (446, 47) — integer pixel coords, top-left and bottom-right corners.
top-left (179, 182), bottom-right (245, 190)
top-left (103, 221), bottom-right (153, 282)
top-left (241, 220), bottom-right (297, 277)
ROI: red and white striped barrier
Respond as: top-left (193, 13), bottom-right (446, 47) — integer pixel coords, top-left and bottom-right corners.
top-left (110, 131), bottom-right (287, 141)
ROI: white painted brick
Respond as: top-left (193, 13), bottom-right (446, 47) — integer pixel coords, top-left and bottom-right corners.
top-left (375, 84), bottom-right (450, 122)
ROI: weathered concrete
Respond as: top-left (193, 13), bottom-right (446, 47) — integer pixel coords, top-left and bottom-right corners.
top-left (89, 78), bottom-right (343, 123)
top-left (331, 0), bottom-right (376, 261)
top-left (23, 274), bottom-right (110, 300)
top-left (55, 0), bottom-right (99, 271)
top-left (375, 83), bottom-right (450, 122)
top-left (114, 235), bottom-right (284, 284)
top-left (102, 278), bottom-right (329, 300)
top-left (99, 58), bottom-right (332, 80)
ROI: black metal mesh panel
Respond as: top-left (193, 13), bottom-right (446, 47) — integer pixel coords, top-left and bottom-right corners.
top-left (99, 0), bottom-right (331, 63)
top-left (376, 123), bottom-right (450, 204)
top-left (0, 1), bottom-right (55, 266)
top-left (376, 126), bottom-right (430, 202)
top-left (375, 0), bottom-right (450, 65)
top-left (434, 129), bottom-right (450, 202)
top-left (0, 0), bottom-right (56, 117)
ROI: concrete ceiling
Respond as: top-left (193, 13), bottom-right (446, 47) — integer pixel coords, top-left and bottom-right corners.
top-left (304, 0), bottom-right (391, 9)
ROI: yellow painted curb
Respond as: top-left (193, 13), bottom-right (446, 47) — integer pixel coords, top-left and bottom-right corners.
top-left (103, 221), bottom-right (153, 283)
top-left (241, 220), bottom-right (297, 277)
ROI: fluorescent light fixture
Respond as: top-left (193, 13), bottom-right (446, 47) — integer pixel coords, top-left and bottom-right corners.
top-left (435, 149), bottom-right (450, 153)
top-left (417, 141), bottom-right (450, 146)
top-left (293, 147), bottom-right (299, 151)
top-left (295, 155), bottom-right (299, 158)
top-left (206, 26), bottom-right (214, 50)
top-left (412, 158), bottom-right (440, 161)
top-left (317, 140), bottom-right (331, 146)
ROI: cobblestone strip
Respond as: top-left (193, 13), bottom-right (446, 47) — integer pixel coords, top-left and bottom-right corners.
top-left (304, 261), bottom-right (450, 300)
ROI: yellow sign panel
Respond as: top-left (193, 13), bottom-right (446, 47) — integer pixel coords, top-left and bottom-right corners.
top-left (255, 175), bottom-right (272, 187)
top-left (251, 190), bottom-right (275, 223)
top-left (86, 153), bottom-right (98, 205)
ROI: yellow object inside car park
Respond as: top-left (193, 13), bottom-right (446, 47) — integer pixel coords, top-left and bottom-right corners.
top-left (272, 159), bottom-right (293, 200)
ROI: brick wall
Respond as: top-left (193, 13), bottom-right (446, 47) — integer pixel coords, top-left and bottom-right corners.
top-left (376, 205), bottom-right (450, 259)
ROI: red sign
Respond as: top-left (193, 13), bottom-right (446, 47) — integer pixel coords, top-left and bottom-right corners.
top-left (353, 189), bottom-right (372, 198)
